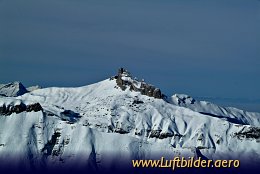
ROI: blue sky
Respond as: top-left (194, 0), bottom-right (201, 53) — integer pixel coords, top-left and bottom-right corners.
top-left (0, 0), bottom-right (259, 111)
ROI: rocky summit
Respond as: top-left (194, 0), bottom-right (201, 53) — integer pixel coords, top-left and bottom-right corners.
top-left (114, 68), bottom-right (163, 99)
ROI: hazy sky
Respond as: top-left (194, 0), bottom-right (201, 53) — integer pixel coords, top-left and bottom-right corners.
top-left (0, 0), bottom-right (259, 110)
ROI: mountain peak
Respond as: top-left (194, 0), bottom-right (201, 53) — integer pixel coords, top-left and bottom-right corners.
top-left (113, 68), bottom-right (163, 99)
top-left (0, 81), bottom-right (28, 97)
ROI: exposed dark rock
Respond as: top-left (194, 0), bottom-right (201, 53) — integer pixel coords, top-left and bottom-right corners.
top-left (149, 130), bottom-right (174, 139)
top-left (196, 146), bottom-right (208, 150)
top-left (41, 131), bottom-right (61, 156)
top-left (153, 88), bottom-right (162, 99)
top-left (115, 68), bottom-right (163, 99)
top-left (132, 100), bottom-right (144, 104)
top-left (159, 132), bottom-right (174, 139)
top-left (114, 128), bottom-right (129, 134)
top-left (234, 127), bottom-right (260, 140)
top-left (149, 130), bottom-right (161, 138)
top-left (174, 134), bottom-right (183, 138)
top-left (135, 130), bottom-right (142, 136)
top-left (0, 105), bottom-right (6, 115)
top-left (195, 148), bottom-right (209, 160)
top-left (118, 67), bottom-right (124, 74)
top-left (26, 103), bottom-right (43, 112)
top-left (12, 103), bottom-right (27, 113)
top-left (116, 76), bottom-right (124, 90)
top-left (0, 102), bottom-right (43, 116)
top-left (107, 125), bottom-right (114, 133)
top-left (216, 139), bottom-right (221, 144)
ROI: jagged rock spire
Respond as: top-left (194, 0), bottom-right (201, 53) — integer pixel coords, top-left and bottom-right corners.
top-left (115, 68), bottom-right (162, 99)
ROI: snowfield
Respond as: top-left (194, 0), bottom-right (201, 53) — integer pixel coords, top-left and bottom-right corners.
top-left (0, 74), bottom-right (260, 172)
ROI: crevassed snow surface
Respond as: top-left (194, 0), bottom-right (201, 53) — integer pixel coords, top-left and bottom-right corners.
top-left (0, 79), bottom-right (260, 171)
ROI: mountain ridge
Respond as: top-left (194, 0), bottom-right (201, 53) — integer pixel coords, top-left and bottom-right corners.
top-left (0, 68), bottom-right (259, 172)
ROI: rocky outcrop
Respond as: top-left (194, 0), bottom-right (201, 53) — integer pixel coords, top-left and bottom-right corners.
top-left (41, 131), bottom-right (61, 156)
top-left (234, 127), bottom-right (260, 140)
top-left (0, 102), bottom-right (43, 116)
top-left (132, 99), bottom-right (144, 104)
top-left (115, 68), bottom-right (129, 91)
top-left (26, 103), bottom-right (43, 112)
top-left (114, 68), bottom-right (163, 99)
top-left (149, 130), bottom-right (174, 139)
top-left (114, 128), bottom-right (129, 134)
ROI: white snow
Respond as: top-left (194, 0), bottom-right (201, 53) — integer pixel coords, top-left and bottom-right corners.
top-left (0, 78), bottom-right (259, 170)
top-left (0, 81), bottom-right (28, 97)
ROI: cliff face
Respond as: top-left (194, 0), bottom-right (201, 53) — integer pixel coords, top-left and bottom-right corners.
top-left (0, 102), bottom-right (43, 116)
top-left (115, 68), bottom-right (162, 99)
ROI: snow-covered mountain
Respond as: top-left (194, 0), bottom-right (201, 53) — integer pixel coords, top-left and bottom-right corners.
top-left (0, 69), bottom-right (259, 173)
top-left (0, 81), bottom-right (28, 97)
top-left (0, 82), bottom-right (41, 97)
top-left (26, 85), bottom-right (41, 92)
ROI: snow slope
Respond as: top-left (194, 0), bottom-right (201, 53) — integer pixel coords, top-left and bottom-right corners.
top-left (171, 94), bottom-right (260, 127)
top-left (0, 81), bottom-right (28, 97)
top-left (0, 74), bottom-right (260, 172)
